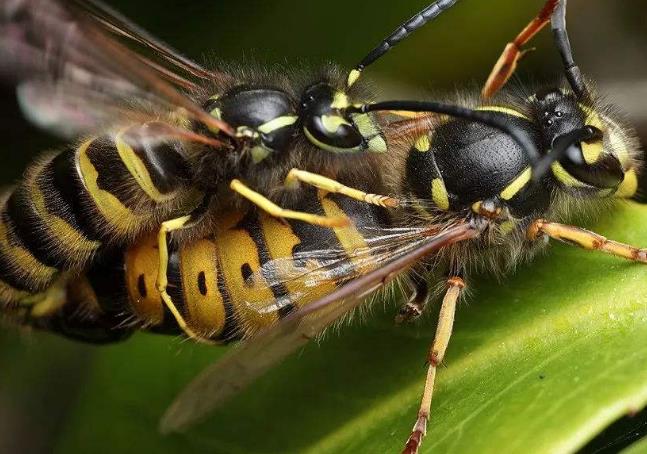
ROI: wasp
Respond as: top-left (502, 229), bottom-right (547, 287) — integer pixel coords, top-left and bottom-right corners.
top-left (0, 0), bottom-right (535, 343)
top-left (1, 0), bottom-right (647, 453)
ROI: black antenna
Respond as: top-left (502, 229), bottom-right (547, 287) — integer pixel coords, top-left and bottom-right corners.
top-left (347, 0), bottom-right (460, 87)
top-left (551, 0), bottom-right (587, 97)
top-left (349, 100), bottom-right (539, 163)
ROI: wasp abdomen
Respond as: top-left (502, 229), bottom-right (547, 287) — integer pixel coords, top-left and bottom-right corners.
top-left (0, 124), bottom-right (199, 304)
top-left (55, 192), bottom-right (383, 343)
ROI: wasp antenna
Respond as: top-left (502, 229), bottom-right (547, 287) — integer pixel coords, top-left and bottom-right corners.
top-left (347, 0), bottom-right (460, 87)
top-left (551, 0), bottom-right (587, 98)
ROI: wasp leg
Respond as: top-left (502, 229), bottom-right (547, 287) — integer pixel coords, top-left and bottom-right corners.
top-left (403, 275), bottom-right (465, 454)
top-left (396, 275), bottom-right (431, 324)
top-left (482, 0), bottom-right (559, 98)
top-left (528, 219), bottom-right (647, 263)
top-left (156, 200), bottom-right (215, 345)
top-left (284, 168), bottom-right (399, 208)
top-left (229, 179), bottom-right (350, 228)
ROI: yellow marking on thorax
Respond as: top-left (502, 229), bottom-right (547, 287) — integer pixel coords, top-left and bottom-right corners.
top-left (500, 167), bottom-right (532, 200)
top-left (125, 234), bottom-right (164, 324)
top-left (115, 132), bottom-right (173, 203)
top-left (476, 106), bottom-right (529, 120)
top-left (415, 135), bottom-right (431, 152)
top-left (216, 212), bottom-right (278, 330)
top-left (615, 168), bottom-right (639, 199)
top-left (431, 179), bottom-right (450, 210)
top-left (179, 238), bottom-right (226, 337)
top-left (77, 139), bottom-right (144, 235)
top-left (258, 115), bottom-right (298, 134)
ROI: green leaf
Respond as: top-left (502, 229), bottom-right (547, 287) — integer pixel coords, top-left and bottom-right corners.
top-left (3, 201), bottom-right (647, 453)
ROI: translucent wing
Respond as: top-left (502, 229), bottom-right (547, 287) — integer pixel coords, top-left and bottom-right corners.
top-left (160, 221), bottom-right (482, 433)
top-left (0, 0), bottom-right (233, 138)
top-left (242, 223), bottom-right (445, 315)
top-left (73, 0), bottom-right (219, 85)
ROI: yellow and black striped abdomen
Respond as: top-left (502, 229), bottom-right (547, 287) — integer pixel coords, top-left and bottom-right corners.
top-left (0, 123), bottom-right (199, 304)
top-left (112, 192), bottom-right (387, 342)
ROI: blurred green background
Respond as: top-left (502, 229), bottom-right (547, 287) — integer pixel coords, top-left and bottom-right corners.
top-left (2, 0), bottom-right (647, 453)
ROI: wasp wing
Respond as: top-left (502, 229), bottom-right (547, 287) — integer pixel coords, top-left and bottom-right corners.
top-left (160, 221), bottom-right (481, 433)
top-left (71, 0), bottom-right (219, 85)
top-left (0, 0), bottom-right (233, 138)
top-left (242, 223), bottom-right (443, 316)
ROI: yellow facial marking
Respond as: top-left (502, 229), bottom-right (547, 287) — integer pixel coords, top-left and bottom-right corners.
top-left (551, 162), bottom-right (589, 188)
top-left (500, 167), bottom-right (532, 200)
top-left (431, 178), bottom-right (450, 211)
top-left (331, 91), bottom-right (350, 109)
top-left (415, 135), bottom-right (431, 152)
top-left (321, 115), bottom-right (351, 134)
top-left (615, 168), bottom-right (638, 199)
top-left (303, 127), bottom-right (361, 153)
top-left (476, 106), bottom-right (529, 120)
top-left (581, 140), bottom-right (604, 165)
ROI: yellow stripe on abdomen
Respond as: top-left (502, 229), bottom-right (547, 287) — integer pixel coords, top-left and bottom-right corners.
top-left (216, 212), bottom-right (278, 332)
top-left (124, 233), bottom-right (165, 325)
top-left (77, 140), bottom-right (145, 236)
top-left (179, 238), bottom-right (226, 337)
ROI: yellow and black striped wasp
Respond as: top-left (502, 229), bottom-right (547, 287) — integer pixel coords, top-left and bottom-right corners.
top-left (1, 0), bottom-right (647, 453)
top-left (0, 0), bottom-right (533, 340)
